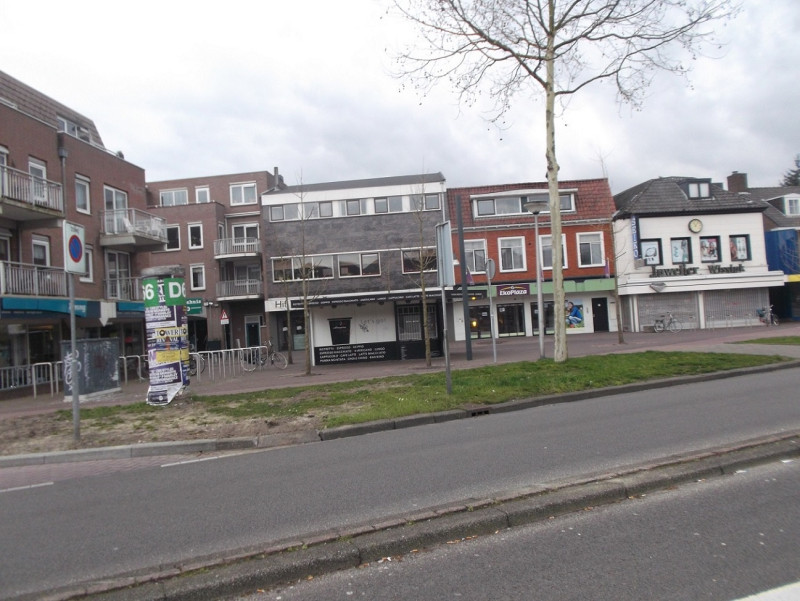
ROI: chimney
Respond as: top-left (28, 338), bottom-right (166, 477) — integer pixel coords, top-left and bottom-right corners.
top-left (727, 171), bottom-right (748, 193)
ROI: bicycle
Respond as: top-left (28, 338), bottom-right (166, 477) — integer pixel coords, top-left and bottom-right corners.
top-left (756, 305), bottom-right (779, 326)
top-left (188, 353), bottom-right (205, 376)
top-left (240, 342), bottom-right (288, 372)
top-left (653, 312), bottom-right (682, 333)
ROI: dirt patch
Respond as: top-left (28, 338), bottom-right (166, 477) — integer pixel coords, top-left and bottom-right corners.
top-left (0, 397), bottom-right (324, 456)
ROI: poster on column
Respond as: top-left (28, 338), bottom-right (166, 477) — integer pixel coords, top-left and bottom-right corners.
top-left (143, 276), bottom-right (189, 406)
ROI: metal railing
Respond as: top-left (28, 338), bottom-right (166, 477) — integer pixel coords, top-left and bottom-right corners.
top-left (105, 276), bottom-right (144, 300)
top-left (214, 237), bottom-right (261, 256)
top-left (102, 208), bottom-right (167, 241)
top-left (216, 279), bottom-right (262, 298)
top-left (0, 261), bottom-right (67, 296)
top-left (1, 346), bottom-right (274, 398)
top-left (0, 165), bottom-right (64, 211)
top-left (189, 345), bottom-right (271, 383)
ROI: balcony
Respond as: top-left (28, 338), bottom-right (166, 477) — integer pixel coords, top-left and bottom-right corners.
top-left (0, 261), bottom-right (67, 297)
top-left (100, 208), bottom-right (168, 250)
top-left (216, 279), bottom-right (263, 301)
top-left (0, 166), bottom-right (64, 221)
top-left (214, 237), bottom-right (261, 259)
top-left (105, 276), bottom-right (144, 301)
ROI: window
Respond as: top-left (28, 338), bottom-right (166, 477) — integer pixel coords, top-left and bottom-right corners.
top-left (0, 147), bottom-right (7, 197)
top-left (577, 232), bottom-right (604, 267)
top-left (464, 239), bottom-right (487, 273)
top-left (388, 196), bottom-right (403, 212)
top-left (375, 197), bottom-right (388, 213)
top-left (640, 239), bottom-right (662, 266)
top-left (339, 253), bottom-right (380, 277)
top-left (230, 182), bottom-right (257, 205)
top-left (160, 189), bottom-right (188, 206)
top-left (498, 237), bottom-right (525, 272)
top-left (28, 159), bottom-right (47, 203)
top-left (425, 193), bottom-right (441, 210)
top-left (270, 205), bottom-right (285, 221)
top-left (303, 202), bottom-right (319, 219)
top-left (319, 201), bottom-right (333, 217)
top-left (104, 186), bottom-right (128, 233)
top-left (402, 247), bottom-right (437, 274)
top-left (80, 246), bottom-right (94, 283)
top-left (786, 196), bottom-right (800, 216)
top-left (729, 235), bottom-right (750, 261)
top-left (700, 236), bottom-right (720, 262)
top-left (687, 181), bottom-right (711, 199)
top-left (188, 224), bottom-right (203, 249)
top-left (165, 225), bottom-right (180, 250)
top-left (346, 199), bottom-right (361, 216)
top-left (670, 238), bottom-right (692, 264)
top-left (57, 116), bottom-right (90, 141)
top-left (32, 235), bottom-right (50, 266)
top-left (190, 265), bottom-right (206, 290)
top-left (272, 256), bottom-right (334, 281)
top-left (232, 223), bottom-right (258, 243)
top-left (540, 235), bottom-right (567, 270)
top-left (474, 192), bottom-right (574, 217)
top-left (196, 186), bottom-right (210, 204)
top-left (411, 194), bottom-right (442, 211)
top-left (0, 233), bottom-right (9, 262)
top-left (105, 251), bottom-right (131, 299)
top-left (75, 176), bottom-right (90, 214)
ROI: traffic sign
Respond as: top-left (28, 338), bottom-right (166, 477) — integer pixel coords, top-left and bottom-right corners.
top-left (220, 309), bottom-right (229, 325)
top-left (63, 221), bottom-right (86, 274)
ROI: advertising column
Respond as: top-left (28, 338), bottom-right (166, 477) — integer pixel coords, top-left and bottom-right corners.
top-left (142, 267), bottom-right (189, 406)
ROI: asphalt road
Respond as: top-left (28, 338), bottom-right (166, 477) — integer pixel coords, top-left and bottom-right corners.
top-left (2, 367), bottom-right (799, 600)
top-left (250, 458), bottom-right (800, 601)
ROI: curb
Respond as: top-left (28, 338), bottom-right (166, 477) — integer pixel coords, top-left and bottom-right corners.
top-left (3, 358), bottom-right (799, 468)
top-left (19, 431), bottom-right (799, 601)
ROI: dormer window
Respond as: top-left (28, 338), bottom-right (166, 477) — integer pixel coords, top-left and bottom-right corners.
top-left (686, 180), bottom-right (711, 199)
top-left (785, 195), bottom-right (800, 216)
top-left (57, 115), bottom-right (91, 142)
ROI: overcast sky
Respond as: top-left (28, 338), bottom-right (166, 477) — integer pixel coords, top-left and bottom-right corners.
top-left (2, 0), bottom-right (798, 195)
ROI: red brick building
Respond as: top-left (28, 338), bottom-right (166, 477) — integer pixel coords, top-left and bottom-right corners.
top-left (447, 179), bottom-right (617, 341)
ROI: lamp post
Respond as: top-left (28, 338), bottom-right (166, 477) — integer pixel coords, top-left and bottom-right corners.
top-left (524, 199), bottom-right (547, 359)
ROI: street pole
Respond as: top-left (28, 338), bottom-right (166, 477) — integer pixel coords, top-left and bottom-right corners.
top-left (535, 211), bottom-right (545, 360)
top-left (485, 258), bottom-right (497, 363)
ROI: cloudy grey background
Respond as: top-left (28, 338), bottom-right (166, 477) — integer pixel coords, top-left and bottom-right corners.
top-left (2, 0), bottom-right (798, 194)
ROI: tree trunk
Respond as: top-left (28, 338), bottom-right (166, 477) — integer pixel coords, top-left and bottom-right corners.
top-left (545, 2), bottom-right (567, 363)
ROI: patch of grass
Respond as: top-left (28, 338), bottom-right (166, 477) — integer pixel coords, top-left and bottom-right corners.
top-left (734, 336), bottom-right (800, 346)
top-left (188, 351), bottom-right (787, 429)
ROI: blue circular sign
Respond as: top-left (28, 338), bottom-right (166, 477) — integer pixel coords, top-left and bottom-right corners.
top-left (68, 234), bottom-right (83, 262)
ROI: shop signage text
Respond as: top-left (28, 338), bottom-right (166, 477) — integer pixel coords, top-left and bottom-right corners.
top-left (650, 264), bottom-right (744, 278)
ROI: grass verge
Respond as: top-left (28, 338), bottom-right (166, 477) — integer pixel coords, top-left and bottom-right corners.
top-left (56, 350), bottom-right (790, 431)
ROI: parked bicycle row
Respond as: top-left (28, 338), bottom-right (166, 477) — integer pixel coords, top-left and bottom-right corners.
top-left (651, 306), bottom-right (780, 333)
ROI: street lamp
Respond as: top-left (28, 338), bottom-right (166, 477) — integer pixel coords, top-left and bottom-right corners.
top-left (523, 198), bottom-right (547, 359)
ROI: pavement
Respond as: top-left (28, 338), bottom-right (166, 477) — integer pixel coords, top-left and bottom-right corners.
top-left (3, 323), bottom-right (800, 601)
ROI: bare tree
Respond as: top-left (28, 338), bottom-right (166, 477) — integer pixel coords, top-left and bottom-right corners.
top-left (392, 0), bottom-right (738, 362)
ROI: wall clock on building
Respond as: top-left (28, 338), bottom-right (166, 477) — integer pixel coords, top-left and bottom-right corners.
top-left (688, 218), bottom-right (703, 233)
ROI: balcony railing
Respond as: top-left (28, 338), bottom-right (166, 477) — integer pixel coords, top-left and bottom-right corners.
top-left (216, 279), bottom-right (263, 299)
top-left (0, 165), bottom-right (64, 211)
top-left (0, 261), bottom-right (67, 296)
top-left (214, 237), bottom-right (261, 257)
top-left (102, 208), bottom-right (167, 241)
top-left (105, 276), bottom-right (144, 301)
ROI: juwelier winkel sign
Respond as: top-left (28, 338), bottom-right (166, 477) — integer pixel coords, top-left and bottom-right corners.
top-left (650, 264), bottom-right (745, 277)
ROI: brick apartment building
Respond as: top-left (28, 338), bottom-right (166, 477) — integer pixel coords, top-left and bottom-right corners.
top-left (1, 70), bottom-right (167, 393)
top-left (447, 179), bottom-right (618, 342)
top-left (145, 170), bottom-right (281, 352)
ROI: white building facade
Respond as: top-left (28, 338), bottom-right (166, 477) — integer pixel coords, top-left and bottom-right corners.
top-left (613, 177), bottom-right (785, 332)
